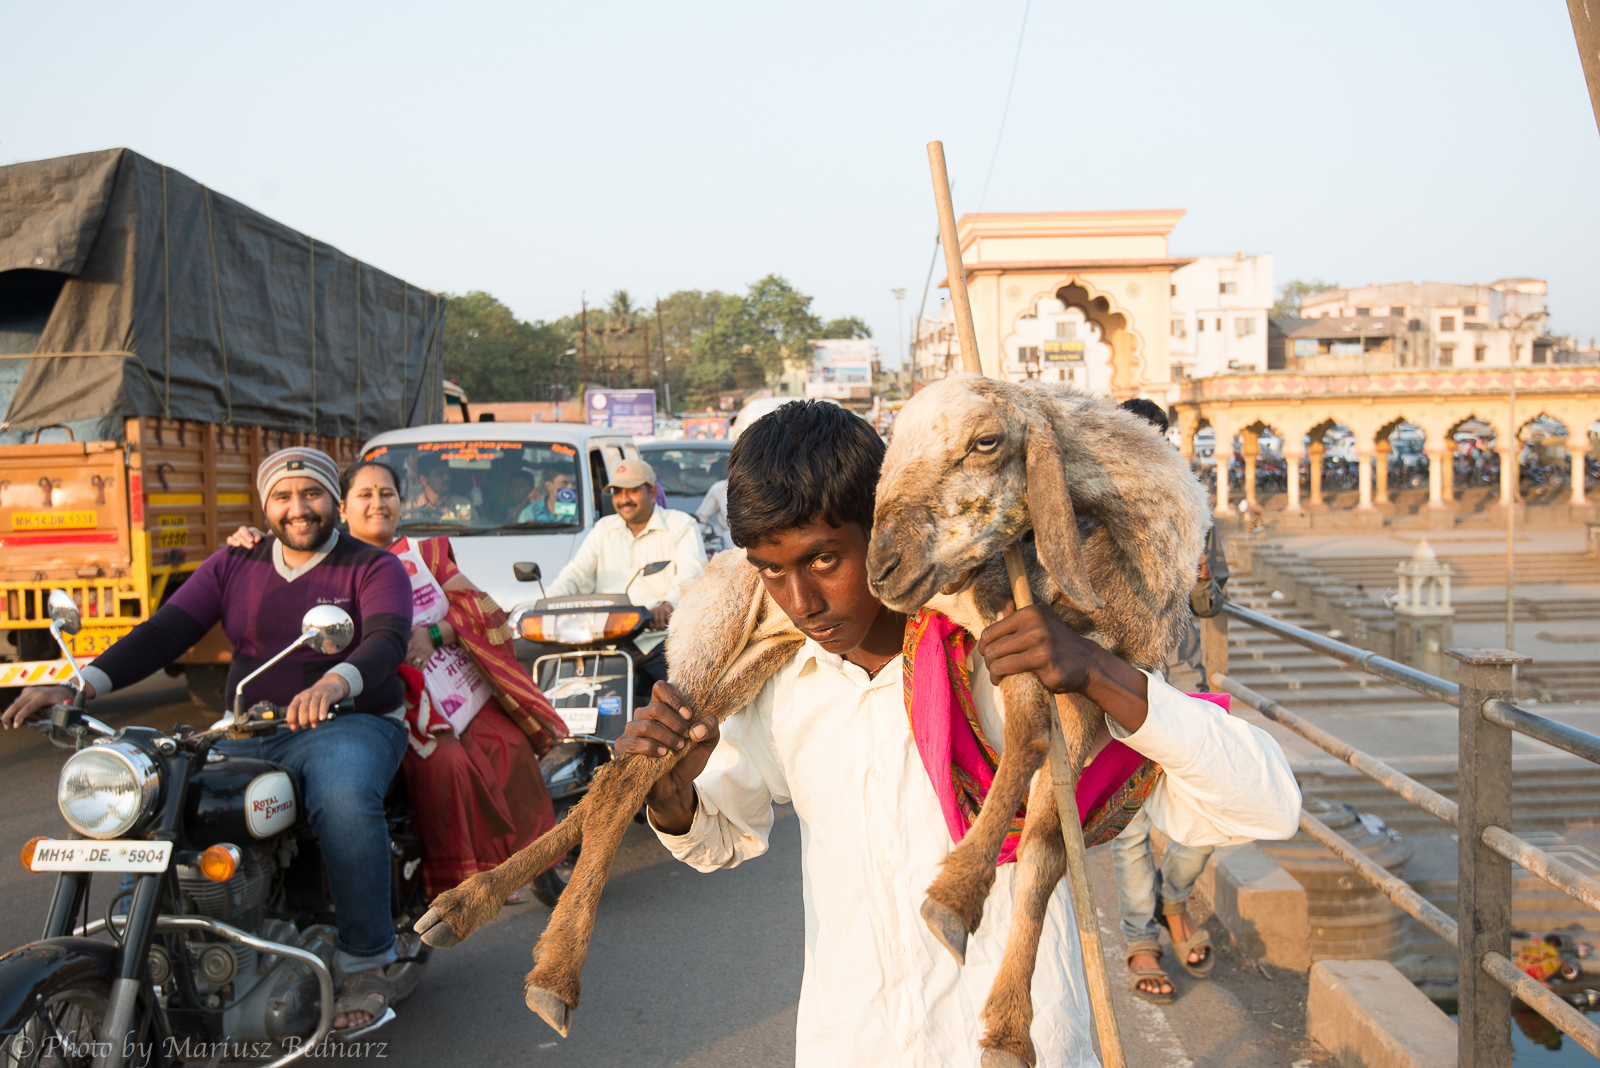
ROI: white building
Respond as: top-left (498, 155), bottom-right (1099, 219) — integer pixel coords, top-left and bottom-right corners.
top-left (1166, 253), bottom-right (1274, 380)
top-left (1298, 279), bottom-right (1549, 368)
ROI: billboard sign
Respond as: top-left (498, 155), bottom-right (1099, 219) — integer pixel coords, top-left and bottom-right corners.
top-left (1042, 339), bottom-right (1085, 363)
top-left (586, 389), bottom-right (656, 438)
top-left (807, 338), bottom-right (874, 401)
top-left (682, 413), bottom-right (730, 440)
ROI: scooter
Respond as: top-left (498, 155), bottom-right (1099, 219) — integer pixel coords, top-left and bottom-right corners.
top-left (0, 593), bottom-right (429, 1068)
top-left (508, 562), bottom-right (669, 906)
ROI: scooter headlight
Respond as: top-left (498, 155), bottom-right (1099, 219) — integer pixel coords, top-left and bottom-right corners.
top-left (58, 742), bottom-right (160, 839)
top-left (517, 610), bottom-right (644, 644)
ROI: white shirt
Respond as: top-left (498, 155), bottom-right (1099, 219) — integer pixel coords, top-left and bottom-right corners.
top-left (695, 479), bottom-right (729, 535)
top-left (654, 641), bottom-right (1299, 1068)
top-left (545, 506), bottom-right (707, 654)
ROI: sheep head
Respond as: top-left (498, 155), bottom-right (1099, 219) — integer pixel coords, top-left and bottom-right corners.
top-left (867, 374), bottom-right (1102, 616)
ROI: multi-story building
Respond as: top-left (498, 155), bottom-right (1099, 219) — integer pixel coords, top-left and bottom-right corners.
top-left (1297, 279), bottom-right (1549, 368)
top-left (1166, 253), bottom-right (1275, 380)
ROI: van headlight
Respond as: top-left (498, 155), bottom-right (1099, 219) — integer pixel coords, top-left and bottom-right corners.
top-left (58, 742), bottom-right (160, 839)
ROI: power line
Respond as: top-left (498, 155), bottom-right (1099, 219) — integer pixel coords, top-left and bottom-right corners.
top-left (976, 0), bottom-right (1032, 215)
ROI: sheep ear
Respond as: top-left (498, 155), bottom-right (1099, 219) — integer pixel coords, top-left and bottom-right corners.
top-left (1024, 417), bottom-right (1103, 614)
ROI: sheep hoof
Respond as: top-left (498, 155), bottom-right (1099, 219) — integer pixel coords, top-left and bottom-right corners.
top-left (413, 908), bottom-right (461, 948)
top-left (921, 898), bottom-right (968, 965)
top-left (526, 985), bottom-right (573, 1037)
top-left (980, 1048), bottom-right (1033, 1068)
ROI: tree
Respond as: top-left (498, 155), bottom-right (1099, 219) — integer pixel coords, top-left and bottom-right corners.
top-left (1272, 279), bottom-right (1339, 319)
top-left (441, 291), bottom-right (575, 403)
top-left (820, 316), bottom-right (872, 339)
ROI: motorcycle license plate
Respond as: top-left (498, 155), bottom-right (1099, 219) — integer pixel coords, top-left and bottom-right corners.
top-left (28, 839), bottom-right (172, 873)
top-left (559, 707), bottom-right (599, 736)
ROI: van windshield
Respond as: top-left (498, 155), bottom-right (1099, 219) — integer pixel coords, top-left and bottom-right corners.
top-left (361, 440), bottom-right (584, 535)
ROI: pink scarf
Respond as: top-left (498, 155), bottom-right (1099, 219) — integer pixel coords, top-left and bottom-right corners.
top-left (904, 609), bottom-right (1229, 865)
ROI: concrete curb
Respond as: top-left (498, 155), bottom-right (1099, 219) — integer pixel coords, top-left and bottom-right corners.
top-left (1307, 959), bottom-right (1457, 1068)
top-left (1193, 842), bottom-right (1312, 971)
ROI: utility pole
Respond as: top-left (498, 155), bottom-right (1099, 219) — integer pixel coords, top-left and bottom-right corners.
top-left (656, 298), bottom-right (671, 415)
top-left (892, 288), bottom-right (906, 392)
top-left (580, 294), bottom-right (589, 395)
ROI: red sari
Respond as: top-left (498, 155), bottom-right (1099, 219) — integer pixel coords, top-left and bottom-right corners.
top-left (394, 537), bottom-right (567, 899)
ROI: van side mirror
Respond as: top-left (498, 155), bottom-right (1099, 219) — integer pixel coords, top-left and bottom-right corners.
top-left (514, 562), bottom-right (542, 583)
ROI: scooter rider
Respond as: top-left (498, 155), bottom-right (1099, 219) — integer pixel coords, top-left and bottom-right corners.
top-left (2, 447), bottom-right (414, 1033)
top-left (544, 457), bottom-right (707, 704)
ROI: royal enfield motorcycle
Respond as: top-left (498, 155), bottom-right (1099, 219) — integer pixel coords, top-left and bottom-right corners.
top-left (510, 560), bottom-right (669, 906)
top-left (0, 593), bottom-right (429, 1068)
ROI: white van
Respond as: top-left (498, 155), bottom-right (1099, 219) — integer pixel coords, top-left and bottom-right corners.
top-left (728, 396), bottom-right (841, 441)
top-left (358, 423), bottom-right (640, 626)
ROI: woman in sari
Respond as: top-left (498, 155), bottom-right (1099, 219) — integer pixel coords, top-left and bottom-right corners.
top-left (230, 460), bottom-right (569, 903)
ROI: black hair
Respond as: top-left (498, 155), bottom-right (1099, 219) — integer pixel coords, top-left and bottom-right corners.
top-left (416, 453), bottom-right (449, 476)
top-left (340, 460), bottom-right (404, 500)
top-left (726, 400), bottom-right (884, 547)
top-left (1119, 397), bottom-right (1170, 434)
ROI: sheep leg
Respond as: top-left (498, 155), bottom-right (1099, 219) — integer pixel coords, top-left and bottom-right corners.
top-left (977, 771), bottom-right (1065, 1068)
top-left (522, 754), bottom-right (664, 1035)
top-left (415, 803), bottom-right (588, 948)
top-left (920, 670), bottom-right (1051, 962)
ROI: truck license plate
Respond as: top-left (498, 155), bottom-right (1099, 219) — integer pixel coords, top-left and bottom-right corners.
top-left (559, 708), bottom-right (599, 736)
top-left (29, 839), bottom-right (172, 873)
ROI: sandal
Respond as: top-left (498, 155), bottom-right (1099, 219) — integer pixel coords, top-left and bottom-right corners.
top-left (1158, 910), bottom-right (1215, 979)
top-left (333, 970), bottom-right (394, 1035)
top-left (1125, 940), bottom-right (1173, 1005)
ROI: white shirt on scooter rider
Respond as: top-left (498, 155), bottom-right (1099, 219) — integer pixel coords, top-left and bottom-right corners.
top-left (544, 505), bottom-right (707, 654)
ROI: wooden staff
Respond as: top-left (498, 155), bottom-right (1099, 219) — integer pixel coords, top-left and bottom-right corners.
top-left (929, 141), bottom-right (1126, 1068)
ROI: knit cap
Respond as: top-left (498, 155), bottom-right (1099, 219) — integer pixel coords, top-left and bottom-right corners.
top-left (257, 447), bottom-right (341, 500)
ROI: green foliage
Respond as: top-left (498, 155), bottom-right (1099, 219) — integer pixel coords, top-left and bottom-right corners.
top-left (447, 276), bottom-right (867, 412)
top-left (1272, 279), bottom-right (1339, 319)
top-left (441, 291), bottom-right (574, 403)
top-left (821, 316), bottom-right (872, 339)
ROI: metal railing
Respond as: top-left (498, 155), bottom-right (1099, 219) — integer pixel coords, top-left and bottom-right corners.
top-left (1204, 599), bottom-right (1600, 1064)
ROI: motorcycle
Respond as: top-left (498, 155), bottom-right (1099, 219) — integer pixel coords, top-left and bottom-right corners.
top-left (508, 561), bottom-right (670, 906)
top-left (0, 593), bottom-right (429, 1068)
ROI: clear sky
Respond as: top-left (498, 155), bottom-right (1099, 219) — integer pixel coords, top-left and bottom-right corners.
top-left (6, 1), bottom-right (1598, 364)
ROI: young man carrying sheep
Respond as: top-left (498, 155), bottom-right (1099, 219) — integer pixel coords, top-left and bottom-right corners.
top-left (619, 400), bottom-right (1298, 1068)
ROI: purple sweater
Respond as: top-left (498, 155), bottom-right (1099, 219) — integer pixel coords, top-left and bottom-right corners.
top-left (89, 533), bottom-right (413, 715)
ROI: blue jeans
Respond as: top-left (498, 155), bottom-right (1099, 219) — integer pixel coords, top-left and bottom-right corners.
top-left (217, 713), bottom-right (408, 973)
top-left (1111, 806), bottom-right (1214, 947)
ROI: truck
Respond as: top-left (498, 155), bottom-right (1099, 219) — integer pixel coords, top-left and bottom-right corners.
top-left (0, 148), bottom-right (442, 706)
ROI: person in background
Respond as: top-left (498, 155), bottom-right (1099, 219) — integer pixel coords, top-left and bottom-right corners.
top-left (228, 461), bottom-right (572, 907)
top-left (545, 458), bottom-right (706, 704)
top-left (406, 454), bottom-right (472, 523)
top-left (519, 470), bottom-right (577, 525)
top-left (695, 477), bottom-right (729, 550)
top-left (1114, 396), bottom-right (1220, 1003)
top-left (502, 469), bottom-right (537, 524)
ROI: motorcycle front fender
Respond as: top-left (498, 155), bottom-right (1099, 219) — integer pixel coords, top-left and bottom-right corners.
top-left (0, 937), bottom-right (117, 1035)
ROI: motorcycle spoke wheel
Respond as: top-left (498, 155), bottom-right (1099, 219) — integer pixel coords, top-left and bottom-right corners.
top-left (3, 985), bottom-right (109, 1068)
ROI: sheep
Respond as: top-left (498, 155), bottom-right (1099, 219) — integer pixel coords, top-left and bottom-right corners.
top-left (867, 373), bottom-right (1210, 1066)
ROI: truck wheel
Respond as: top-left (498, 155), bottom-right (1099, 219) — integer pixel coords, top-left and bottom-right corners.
top-left (185, 665), bottom-right (229, 712)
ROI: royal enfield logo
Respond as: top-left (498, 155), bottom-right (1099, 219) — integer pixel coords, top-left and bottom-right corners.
top-left (244, 771), bottom-right (297, 838)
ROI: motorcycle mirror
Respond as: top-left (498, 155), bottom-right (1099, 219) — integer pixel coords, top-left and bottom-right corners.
top-left (47, 589), bottom-right (81, 635)
top-left (513, 562), bottom-right (542, 583)
top-left (641, 561), bottom-right (670, 577)
top-left (300, 605), bottom-right (355, 654)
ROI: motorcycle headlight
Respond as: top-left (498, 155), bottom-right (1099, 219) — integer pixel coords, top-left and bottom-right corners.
top-left (58, 742), bottom-right (160, 839)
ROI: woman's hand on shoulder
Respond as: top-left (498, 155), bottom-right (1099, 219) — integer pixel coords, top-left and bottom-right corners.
top-left (227, 526), bottom-right (266, 549)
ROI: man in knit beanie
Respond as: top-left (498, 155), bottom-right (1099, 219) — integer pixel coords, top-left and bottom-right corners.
top-left (4, 446), bottom-right (415, 1031)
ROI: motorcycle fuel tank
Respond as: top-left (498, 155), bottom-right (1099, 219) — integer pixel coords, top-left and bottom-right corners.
top-left (185, 755), bottom-right (300, 848)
